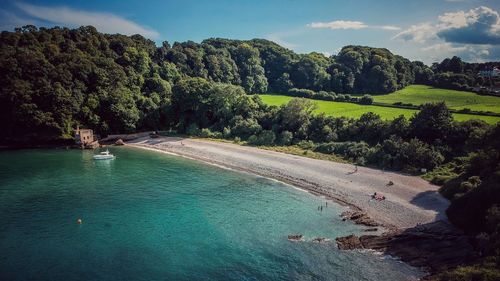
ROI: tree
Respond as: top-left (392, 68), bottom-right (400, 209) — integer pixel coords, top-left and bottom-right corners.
top-left (279, 98), bottom-right (317, 140)
top-left (171, 77), bottom-right (212, 130)
top-left (410, 102), bottom-right (453, 143)
top-left (233, 43), bottom-right (268, 93)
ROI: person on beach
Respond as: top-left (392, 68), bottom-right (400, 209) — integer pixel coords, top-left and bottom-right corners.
top-left (326, 202), bottom-right (328, 207)
top-left (320, 206), bottom-right (323, 212)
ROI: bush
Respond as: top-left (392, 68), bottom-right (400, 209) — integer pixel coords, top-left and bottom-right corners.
top-left (315, 141), bottom-right (375, 164)
top-left (278, 131), bottom-right (293, 145)
top-left (200, 128), bottom-right (215, 138)
top-left (358, 94), bottom-right (373, 105)
top-left (222, 127), bottom-right (231, 138)
top-left (248, 130), bottom-right (276, 146)
top-left (370, 136), bottom-right (444, 171)
top-left (297, 140), bottom-right (316, 150)
top-left (230, 117), bottom-right (262, 140)
top-left (287, 88), bottom-right (316, 98)
top-left (186, 124), bottom-right (201, 136)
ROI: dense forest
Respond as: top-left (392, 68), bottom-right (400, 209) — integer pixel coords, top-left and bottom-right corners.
top-left (1, 25), bottom-right (497, 141)
top-left (1, 25), bottom-right (499, 280)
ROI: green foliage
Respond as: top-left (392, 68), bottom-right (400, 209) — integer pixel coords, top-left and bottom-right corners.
top-left (359, 94), bottom-right (373, 105)
top-left (186, 123), bottom-right (201, 136)
top-left (1, 26), bottom-right (499, 143)
top-left (438, 262), bottom-right (500, 281)
top-left (230, 116), bottom-right (262, 140)
top-left (247, 130), bottom-right (276, 146)
top-left (278, 130), bottom-right (293, 145)
top-left (410, 102), bottom-right (453, 143)
top-left (315, 141), bottom-right (375, 165)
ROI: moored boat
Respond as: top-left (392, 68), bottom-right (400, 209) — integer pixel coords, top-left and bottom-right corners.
top-left (93, 150), bottom-right (115, 160)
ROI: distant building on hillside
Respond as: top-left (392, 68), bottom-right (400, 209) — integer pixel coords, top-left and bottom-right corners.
top-left (478, 67), bottom-right (500, 78)
top-left (74, 126), bottom-right (94, 145)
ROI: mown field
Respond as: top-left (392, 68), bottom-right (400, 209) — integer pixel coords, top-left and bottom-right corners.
top-left (372, 85), bottom-right (500, 113)
top-left (259, 94), bottom-right (500, 124)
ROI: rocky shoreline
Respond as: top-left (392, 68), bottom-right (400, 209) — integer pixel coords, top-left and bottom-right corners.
top-left (335, 220), bottom-right (477, 277)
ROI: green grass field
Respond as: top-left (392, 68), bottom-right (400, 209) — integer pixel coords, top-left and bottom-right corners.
top-left (372, 85), bottom-right (500, 113)
top-left (259, 94), bottom-right (500, 124)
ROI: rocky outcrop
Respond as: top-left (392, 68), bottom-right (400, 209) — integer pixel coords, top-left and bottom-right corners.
top-left (336, 234), bottom-right (363, 250)
top-left (115, 139), bottom-right (125, 145)
top-left (84, 141), bottom-right (100, 149)
top-left (336, 221), bottom-right (477, 273)
top-left (312, 237), bottom-right (330, 243)
top-left (340, 211), bottom-right (380, 227)
top-left (288, 234), bottom-right (303, 242)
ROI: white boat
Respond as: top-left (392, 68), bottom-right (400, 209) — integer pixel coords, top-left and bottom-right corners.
top-left (93, 150), bottom-right (115, 160)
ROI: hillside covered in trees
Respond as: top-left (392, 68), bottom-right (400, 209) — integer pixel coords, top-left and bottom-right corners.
top-left (1, 25), bottom-right (496, 141)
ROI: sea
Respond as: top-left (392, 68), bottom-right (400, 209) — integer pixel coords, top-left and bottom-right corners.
top-left (0, 147), bottom-right (424, 281)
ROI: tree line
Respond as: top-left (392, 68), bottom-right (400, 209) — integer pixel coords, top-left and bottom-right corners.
top-left (2, 25), bottom-right (497, 141)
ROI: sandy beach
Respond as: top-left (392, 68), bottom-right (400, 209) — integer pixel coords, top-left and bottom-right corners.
top-left (128, 137), bottom-right (449, 230)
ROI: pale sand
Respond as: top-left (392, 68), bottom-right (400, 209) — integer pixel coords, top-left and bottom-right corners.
top-left (128, 137), bottom-right (449, 230)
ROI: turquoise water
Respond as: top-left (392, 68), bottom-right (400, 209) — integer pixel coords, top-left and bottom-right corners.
top-left (0, 148), bottom-right (423, 281)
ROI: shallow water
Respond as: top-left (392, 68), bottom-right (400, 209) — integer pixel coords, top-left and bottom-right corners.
top-left (0, 148), bottom-right (424, 281)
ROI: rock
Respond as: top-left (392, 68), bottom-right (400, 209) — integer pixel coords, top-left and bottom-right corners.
top-left (85, 141), bottom-right (100, 149)
top-left (312, 237), bottom-right (330, 243)
top-left (115, 139), bottom-right (125, 145)
top-left (340, 211), bottom-right (380, 227)
top-left (336, 234), bottom-right (363, 250)
top-left (288, 234), bottom-right (303, 242)
top-left (336, 221), bottom-right (477, 274)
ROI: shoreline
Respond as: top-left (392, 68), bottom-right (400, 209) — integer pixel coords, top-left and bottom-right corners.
top-left (128, 143), bottom-right (363, 212)
top-left (127, 136), bottom-right (449, 231)
top-left (126, 137), bottom-right (476, 277)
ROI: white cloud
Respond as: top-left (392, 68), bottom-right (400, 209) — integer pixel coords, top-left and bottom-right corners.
top-left (393, 23), bottom-right (437, 43)
top-left (421, 42), bottom-right (467, 52)
top-left (0, 9), bottom-right (38, 30)
top-left (420, 42), bottom-right (493, 62)
top-left (378, 25), bottom-right (401, 31)
top-left (307, 20), bottom-right (400, 31)
top-left (16, 2), bottom-right (159, 39)
top-left (394, 6), bottom-right (500, 45)
top-left (308, 20), bottom-right (367, 30)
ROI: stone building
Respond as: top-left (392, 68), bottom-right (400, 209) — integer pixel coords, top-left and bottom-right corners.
top-left (74, 126), bottom-right (94, 145)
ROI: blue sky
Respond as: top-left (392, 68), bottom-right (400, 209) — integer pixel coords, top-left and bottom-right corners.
top-left (1, 0), bottom-right (499, 64)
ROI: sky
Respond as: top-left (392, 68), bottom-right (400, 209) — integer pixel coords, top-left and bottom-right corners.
top-left (1, 0), bottom-right (499, 64)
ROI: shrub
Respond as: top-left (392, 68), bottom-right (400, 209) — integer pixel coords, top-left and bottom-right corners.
top-left (287, 88), bottom-right (316, 98)
top-left (358, 94), bottom-right (374, 105)
top-left (315, 141), bottom-right (375, 164)
top-left (186, 124), bottom-right (201, 136)
top-left (222, 127), bottom-right (231, 138)
top-left (370, 136), bottom-right (444, 171)
top-left (278, 131), bottom-right (293, 145)
top-left (297, 140), bottom-right (316, 150)
top-left (200, 128), bottom-right (215, 138)
top-left (248, 130), bottom-right (276, 146)
top-left (230, 117), bottom-right (262, 140)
